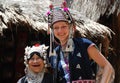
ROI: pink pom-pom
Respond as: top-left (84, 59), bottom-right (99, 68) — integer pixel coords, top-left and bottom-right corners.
top-left (47, 11), bottom-right (51, 15)
top-left (64, 7), bottom-right (68, 11)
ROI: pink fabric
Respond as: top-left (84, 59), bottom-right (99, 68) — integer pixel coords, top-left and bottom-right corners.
top-left (67, 80), bottom-right (95, 83)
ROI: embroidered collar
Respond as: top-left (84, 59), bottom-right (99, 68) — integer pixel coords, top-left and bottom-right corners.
top-left (26, 68), bottom-right (45, 83)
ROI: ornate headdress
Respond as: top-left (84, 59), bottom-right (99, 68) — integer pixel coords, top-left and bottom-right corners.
top-left (47, 1), bottom-right (75, 57)
top-left (47, 1), bottom-right (74, 28)
top-left (24, 44), bottom-right (49, 67)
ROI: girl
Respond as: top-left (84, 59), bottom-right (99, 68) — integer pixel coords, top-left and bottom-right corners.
top-left (48, 1), bottom-right (115, 83)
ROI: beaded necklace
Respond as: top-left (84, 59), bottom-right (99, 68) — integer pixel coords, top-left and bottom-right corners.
top-left (26, 68), bottom-right (45, 83)
top-left (60, 50), bottom-right (70, 82)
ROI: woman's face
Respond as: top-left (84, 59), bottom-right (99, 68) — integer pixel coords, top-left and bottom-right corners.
top-left (53, 21), bottom-right (70, 45)
top-left (28, 54), bottom-right (44, 73)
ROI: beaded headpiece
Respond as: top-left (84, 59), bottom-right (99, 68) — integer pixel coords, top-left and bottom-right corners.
top-left (47, 1), bottom-right (74, 56)
top-left (24, 44), bottom-right (49, 67)
top-left (47, 1), bottom-right (74, 28)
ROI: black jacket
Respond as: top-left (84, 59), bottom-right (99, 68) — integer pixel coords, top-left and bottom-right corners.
top-left (18, 72), bottom-right (53, 83)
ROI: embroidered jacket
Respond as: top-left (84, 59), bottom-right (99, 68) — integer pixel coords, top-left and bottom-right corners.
top-left (50, 38), bottom-right (96, 83)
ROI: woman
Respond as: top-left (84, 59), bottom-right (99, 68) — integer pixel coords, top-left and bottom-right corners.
top-left (17, 44), bottom-right (53, 83)
top-left (47, 1), bottom-right (115, 83)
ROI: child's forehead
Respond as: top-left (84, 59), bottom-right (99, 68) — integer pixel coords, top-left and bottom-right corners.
top-left (53, 21), bottom-right (69, 26)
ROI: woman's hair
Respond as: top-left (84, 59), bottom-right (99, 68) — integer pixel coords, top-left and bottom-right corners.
top-left (28, 52), bottom-right (44, 60)
top-left (73, 30), bottom-right (82, 38)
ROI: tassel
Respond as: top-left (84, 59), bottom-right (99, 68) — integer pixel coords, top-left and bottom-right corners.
top-left (49, 29), bottom-right (56, 57)
top-left (65, 38), bottom-right (74, 52)
top-left (65, 25), bottom-right (74, 52)
top-left (49, 49), bottom-right (56, 57)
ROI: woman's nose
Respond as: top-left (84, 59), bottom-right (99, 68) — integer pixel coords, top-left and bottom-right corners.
top-left (33, 58), bottom-right (41, 62)
top-left (33, 59), bottom-right (37, 62)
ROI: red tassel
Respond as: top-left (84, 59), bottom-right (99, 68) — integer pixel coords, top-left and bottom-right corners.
top-left (49, 4), bottom-right (53, 10)
top-left (34, 43), bottom-right (40, 47)
top-left (62, 1), bottom-right (67, 8)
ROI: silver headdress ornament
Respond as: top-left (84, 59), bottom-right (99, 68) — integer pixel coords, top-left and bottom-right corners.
top-left (47, 0), bottom-right (74, 53)
top-left (24, 44), bottom-right (49, 67)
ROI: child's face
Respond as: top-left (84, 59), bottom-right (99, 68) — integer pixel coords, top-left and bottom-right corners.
top-left (28, 54), bottom-right (45, 73)
top-left (53, 21), bottom-right (70, 43)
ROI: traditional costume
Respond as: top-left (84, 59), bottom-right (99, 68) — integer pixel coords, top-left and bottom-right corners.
top-left (47, 1), bottom-right (96, 83)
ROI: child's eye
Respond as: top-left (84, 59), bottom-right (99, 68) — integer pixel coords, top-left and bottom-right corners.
top-left (53, 27), bottom-right (59, 30)
top-left (61, 26), bottom-right (67, 29)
